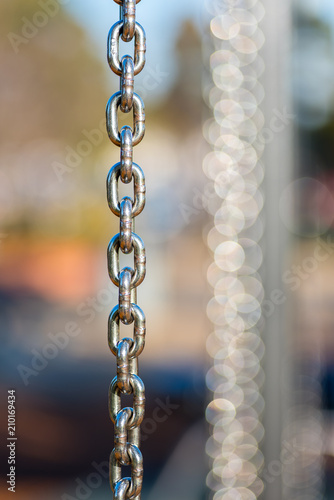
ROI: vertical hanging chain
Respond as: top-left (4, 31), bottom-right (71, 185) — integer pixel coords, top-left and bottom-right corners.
top-left (106, 1), bottom-right (146, 498)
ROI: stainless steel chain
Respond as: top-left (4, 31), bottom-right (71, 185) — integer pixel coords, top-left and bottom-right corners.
top-left (106, 1), bottom-right (146, 498)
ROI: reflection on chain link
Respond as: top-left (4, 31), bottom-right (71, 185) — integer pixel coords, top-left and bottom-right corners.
top-left (204, 1), bottom-right (265, 499)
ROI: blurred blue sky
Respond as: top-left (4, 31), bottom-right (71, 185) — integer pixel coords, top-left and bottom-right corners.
top-left (65, 0), bottom-right (204, 99)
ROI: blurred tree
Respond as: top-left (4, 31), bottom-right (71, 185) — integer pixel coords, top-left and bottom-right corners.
top-left (154, 20), bottom-right (202, 131)
top-left (0, 1), bottom-right (114, 241)
top-left (0, 0), bottom-right (109, 144)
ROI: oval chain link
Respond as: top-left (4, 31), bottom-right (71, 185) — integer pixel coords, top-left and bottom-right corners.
top-left (108, 233), bottom-right (146, 288)
top-left (107, 21), bottom-right (146, 76)
top-left (121, 0), bottom-right (136, 42)
top-left (120, 56), bottom-right (135, 113)
top-left (107, 1), bottom-right (146, 498)
top-left (108, 303), bottom-right (146, 358)
top-left (107, 91), bottom-right (145, 147)
top-left (120, 126), bottom-right (133, 183)
top-left (107, 162), bottom-right (146, 217)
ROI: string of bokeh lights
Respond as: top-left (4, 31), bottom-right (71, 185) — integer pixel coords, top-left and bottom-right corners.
top-left (203, 1), bottom-right (266, 499)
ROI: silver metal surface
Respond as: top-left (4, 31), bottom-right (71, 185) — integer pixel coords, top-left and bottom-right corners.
top-left (108, 304), bottom-right (146, 358)
top-left (107, 2), bottom-right (147, 497)
top-left (110, 445), bottom-right (143, 499)
top-left (107, 162), bottom-right (146, 217)
top-left (106, 92), bottom-right (145, 147)
top-left (107, 21), bottom-right (146, 76)
top-left (120, 126), bottom-right (133, 184)
top-left (109, 375), bottom-right (146, 428)
top-left (119, 268), bottom-right (133, 323)
top-left (120, 56), bottom-right (135, 113)
top-left (120, 198), bottom-right (133, 255)
top-left (116, 339), bottom-right (132, 393)
top-left (108, 233), bottom-right (146, 289)
top-left (121, 0), bottom-right (136, 42)
top-left (114, 407), bottom-right (133, 462)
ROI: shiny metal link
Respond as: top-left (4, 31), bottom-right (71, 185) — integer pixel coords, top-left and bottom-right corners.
top-left (120, 56), bottom-right (135, 112)
top-left (121, 0), bottom-right (136, 42)
top-left (107, 162), bottom-right (146, 217)
top-left (114, 408), bottom-right (133, 463)
top-left (108, 233), bottom-right (146, 288)
top-left (126, 445), bottom-right (143, 499)
top-left (120, 126), bottom-right (133, 184)
top-left (110, 445), bottom-right (143, 499)
top-left (108, 304), bottom-right (146, 358)
top-left (107, 21), bottom-right (146, 76)
top-left (109, 374), bottom-right (145, 428)
top-left (107, 2), bottom-right (146, 496)
top-left (114, 408), bottom-right (140, 465)
top-left (119, 267), bottom-right (133, 323)
top-left (120, 198), bottom-right (133, 255)
top-left (116, 339), bottom-right (132, 393)
top-left (106, 92), bottom-right (145, 147)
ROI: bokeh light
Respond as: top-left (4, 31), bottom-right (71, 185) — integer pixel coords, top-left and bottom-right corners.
top-left (204, 0), bottom-right (265, 498)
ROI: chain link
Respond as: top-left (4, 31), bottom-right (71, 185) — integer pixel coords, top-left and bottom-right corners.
top-left (119, 199), bottom-right (134, 255)
top-left (120, 56), bottom-right (135, 113)
top-left (107, 1), bottom-right (147, 497)
top-left (120, 126), bottom-right (134, 183)
top-left (106, 92), bottom-right (145, 146)
top-left (120, 0), bottom-right (136, 42)
top-left (107, 162), bottom-right (146, 217)
top-left (107, 22), bottom-right (146, 76)
top-left (108, 304), bottom-right (146, 358)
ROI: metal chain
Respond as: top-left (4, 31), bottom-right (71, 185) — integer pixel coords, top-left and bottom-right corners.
top-left (106, 1), bottom-right (146, 498)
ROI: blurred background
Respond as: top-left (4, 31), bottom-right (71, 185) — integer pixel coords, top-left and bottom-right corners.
top-left (1, 0), bottom-right (334, 499)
